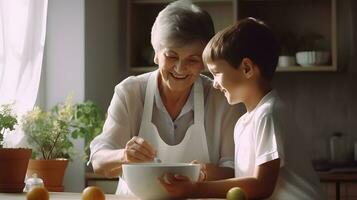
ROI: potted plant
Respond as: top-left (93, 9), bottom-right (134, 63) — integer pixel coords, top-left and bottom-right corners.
top-left (278, 31), bottom-right (298, 67)
top-left (21, 98), bottom-right (76, 192)
top-left (70, 101), bottom-right (104, 162)
top-left (21, 98), bottom-right (105, 191)
top-left (0, 104), bottom-right (32, 193)
top-left (298, 33), bottom-right (327, 52)
top-left (296, 33), bottom-right (331, 66)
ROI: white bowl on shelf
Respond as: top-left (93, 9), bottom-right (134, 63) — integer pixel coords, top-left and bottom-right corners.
top-left (295, 51), bottom-right (330, 67)
top-left (122, 163), bottom-right (200, 200)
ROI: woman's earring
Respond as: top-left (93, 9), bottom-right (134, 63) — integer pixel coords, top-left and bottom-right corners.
top-left (213, 81), bottom-right (220, 89)
top-left (154, 54), bottom-right (158, 65)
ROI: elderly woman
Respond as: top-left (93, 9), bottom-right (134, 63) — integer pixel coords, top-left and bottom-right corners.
top-left (89, 0), bottom-right (241, 195)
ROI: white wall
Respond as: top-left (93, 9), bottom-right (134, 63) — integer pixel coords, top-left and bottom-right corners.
top-left (85, 0), bottom-right (128, 112)
top-left (40, 0), bottom-right (85, 192)
top-left (273, 0), bottom-right (357, 163)
top-left (38, 0), bottom-right (128, 192)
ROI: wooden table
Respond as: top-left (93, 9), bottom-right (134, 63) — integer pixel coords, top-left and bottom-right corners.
top-left (0, 192), bottom-right (136, 200)
top-left (0, 192), bottom-right (224, 200)
top-left (318, 169), bottom-right (357, 200)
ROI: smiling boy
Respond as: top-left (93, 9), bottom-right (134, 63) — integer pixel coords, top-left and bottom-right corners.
top-left (159, 18), bottom-right (324, 199)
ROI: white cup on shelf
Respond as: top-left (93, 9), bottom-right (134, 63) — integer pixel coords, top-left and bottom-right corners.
top-left (278, 55), bottom-right (295, 67)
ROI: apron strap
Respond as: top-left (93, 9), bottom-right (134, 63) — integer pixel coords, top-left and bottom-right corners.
top-left (141, 70), bottom-right (158, 123)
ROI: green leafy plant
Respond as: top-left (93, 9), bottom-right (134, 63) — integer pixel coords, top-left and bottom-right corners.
top-left (279, 31), bottom-right (298, 56)
top-left (0, 104), bottom-right (18, 148)
top-left (22, 98), bottom-right (75, 160)
top-left (298, 33), bottom-right (327, 51)
top-left (70, 101), bottom-right (105, 160)
top-left (21, 98), bottom-right (104, 160)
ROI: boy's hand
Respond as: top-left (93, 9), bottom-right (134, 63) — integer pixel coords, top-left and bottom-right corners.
top-left (158, 172), bottom-right (196, 198)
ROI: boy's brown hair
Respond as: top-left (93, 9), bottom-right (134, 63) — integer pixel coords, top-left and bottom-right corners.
top-left (203, 17), bottom-right (279, 80)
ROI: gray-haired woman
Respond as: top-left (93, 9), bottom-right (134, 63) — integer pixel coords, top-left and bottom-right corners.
top-left (89, 0), bottom-right (241, 195)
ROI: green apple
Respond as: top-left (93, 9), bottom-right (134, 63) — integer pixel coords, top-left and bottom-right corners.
top-left (226, 187), bottom-right (246, 200)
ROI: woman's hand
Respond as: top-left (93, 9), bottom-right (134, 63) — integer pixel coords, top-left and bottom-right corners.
top-left (191, 160), bottom-right (207, 182)
top-left (158, 172), bottom-right (196, 198)
top-left (123, 136), bottom-right (156, 163)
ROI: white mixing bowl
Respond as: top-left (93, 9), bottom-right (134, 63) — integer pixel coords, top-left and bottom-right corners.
top-left (122, 163), bottom-right (200, 200)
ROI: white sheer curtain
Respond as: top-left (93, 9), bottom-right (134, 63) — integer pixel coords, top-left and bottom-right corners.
top-left (0, 0), bottom-right (48, 147)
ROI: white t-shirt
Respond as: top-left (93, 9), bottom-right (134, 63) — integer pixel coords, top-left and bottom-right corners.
top-left (234, 90), bottom-right (324, 200)
top-left (90, 72), bottom-right (242, 167)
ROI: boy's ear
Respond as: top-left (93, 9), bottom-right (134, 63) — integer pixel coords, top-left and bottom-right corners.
top-left (154, 53), bottom-right (159, 65)
top-left (241, 58), bottom-right (255, 78)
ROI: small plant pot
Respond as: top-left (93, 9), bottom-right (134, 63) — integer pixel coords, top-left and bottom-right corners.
top-left (0, 148), bottom-right (32, 193)
top-left (26, 159), bottom-right (68, 192)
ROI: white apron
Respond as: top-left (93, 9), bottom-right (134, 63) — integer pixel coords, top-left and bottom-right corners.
top-left (116, 71), bottom-right (210, 195)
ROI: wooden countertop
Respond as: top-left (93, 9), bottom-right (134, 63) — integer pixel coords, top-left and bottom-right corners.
top-left (86, 169), bottom-right (357, 183)
top-left (86, 172), bottom-right (118, 180)
top-left (0, 192), bottom-right (135, 200)
top-left (318, 170), bottom-right (357, 182)
top-left (0, 192), bottom-right (224, 200)
top-left (315, 163), bottom-right (357, 182)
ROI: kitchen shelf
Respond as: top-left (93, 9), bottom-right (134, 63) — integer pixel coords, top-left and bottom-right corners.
top-left (129, 66), bottom-right (213, 75)
top-left (239, 0), bottom-right (329, 3)
top-left (129, 66), bottom-right (158, 74)
top-left (126, 0), bottom-right (337, 74)
top-left (133, 0), bottom-right (234, 3)
top-left (238, 0), bottom-right (337, 72)
top-left (277, 65), bottom-right (337, 72)
top-left (130, 65), bottom-right (338, 74)
top-left (126, 0), bottom-right (236, 73)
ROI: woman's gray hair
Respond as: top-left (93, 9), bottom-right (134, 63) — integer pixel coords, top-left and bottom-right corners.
top-left (151, 0), bottom-right (214, 52)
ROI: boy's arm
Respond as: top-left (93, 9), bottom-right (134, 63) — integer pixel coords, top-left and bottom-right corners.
top-left (192, 158), bottom-right (280, 199)
top-left (205, 164), bottom-right (234, 180)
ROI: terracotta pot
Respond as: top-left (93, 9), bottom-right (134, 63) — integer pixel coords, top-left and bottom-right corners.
top-left (0, 148), bottom-right (32, 193)
top-left (26, 159), bottom-right (68, 192)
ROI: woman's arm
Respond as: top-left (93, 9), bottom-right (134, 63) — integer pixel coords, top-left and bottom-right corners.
top-left (90, 78), bottom-right (157, 177)
top-left (91, 149), bottom-right (125, 178)
top-left (91, 136), bottom-right (157, 178)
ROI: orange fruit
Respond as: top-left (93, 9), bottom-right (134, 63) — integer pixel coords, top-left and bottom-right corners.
top-left (81, 186), bottom-right (105, 200)
top-left (26, 186), bottom-right (49, 200)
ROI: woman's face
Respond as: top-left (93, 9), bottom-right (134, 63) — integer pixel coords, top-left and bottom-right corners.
top-left (154, 41), bottom-right (205, 93)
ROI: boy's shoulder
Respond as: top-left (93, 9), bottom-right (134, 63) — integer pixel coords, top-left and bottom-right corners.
top-left (253, 90), bottom-right (283, 119)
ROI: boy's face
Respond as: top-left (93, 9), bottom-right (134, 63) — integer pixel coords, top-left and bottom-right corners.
top-left (207, 59), bottom-right (248, 105)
